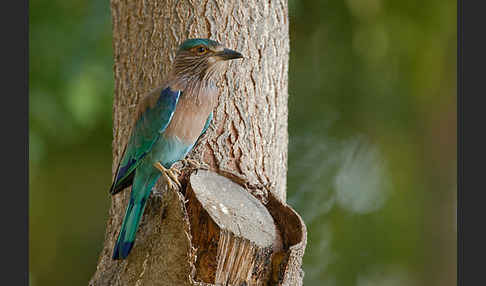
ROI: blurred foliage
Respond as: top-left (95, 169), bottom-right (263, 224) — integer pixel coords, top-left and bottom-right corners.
top-left (29, 0), bottom-right (456, 286)
top-left (29, 1), bottom-right (113, 285)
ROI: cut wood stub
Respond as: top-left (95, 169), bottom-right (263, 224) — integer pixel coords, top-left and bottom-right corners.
top-left (185, 170), bottom-right (307, 286)
top-left (186, 170), bottom-right (278, 285)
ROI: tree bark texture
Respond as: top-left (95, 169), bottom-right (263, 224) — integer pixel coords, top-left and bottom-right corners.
top-left (90, 0), bottom-right (306, 285)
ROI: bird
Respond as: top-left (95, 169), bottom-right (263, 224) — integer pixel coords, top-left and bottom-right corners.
top-left (109, 38), bottom-right (243, 260)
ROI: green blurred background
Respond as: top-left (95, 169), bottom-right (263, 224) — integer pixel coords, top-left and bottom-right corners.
top-left (29, 0), bottom-right (456, 285)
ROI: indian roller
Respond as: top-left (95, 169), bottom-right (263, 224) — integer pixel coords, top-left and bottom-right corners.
top-left (109, 38), bottom-right (243, 260)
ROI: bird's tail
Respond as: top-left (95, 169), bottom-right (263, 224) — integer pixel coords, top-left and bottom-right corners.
top-left (112, 170), bottom-right (160, 260)
top-left (112, 197), bottom-right (147, 259)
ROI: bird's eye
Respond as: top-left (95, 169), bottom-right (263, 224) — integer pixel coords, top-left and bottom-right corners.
top-left (196, 46), bottom-right (207, 54)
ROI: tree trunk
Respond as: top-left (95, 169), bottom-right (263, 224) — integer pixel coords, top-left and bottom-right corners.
top-left (90, 0), bottom-right (306, 285)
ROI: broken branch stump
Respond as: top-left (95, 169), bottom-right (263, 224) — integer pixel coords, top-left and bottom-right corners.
top-left (89, 170), bottom-right (306, 286)
top-left (186, 170), bottom-right (279, 285)
top-left (186, 170), bottom-right (306, 286)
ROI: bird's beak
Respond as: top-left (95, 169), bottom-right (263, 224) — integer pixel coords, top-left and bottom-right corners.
top-left (218, 48), bottom-right (244, 61)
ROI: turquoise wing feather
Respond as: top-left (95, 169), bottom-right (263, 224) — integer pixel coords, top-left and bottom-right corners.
top-left (109, 87), bottom-right (181, 194)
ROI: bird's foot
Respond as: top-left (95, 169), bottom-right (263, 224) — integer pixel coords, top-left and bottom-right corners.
top-left (182, 159), bottom-right (209, 170)
top-left (153, 162), bottom-right (181, 191)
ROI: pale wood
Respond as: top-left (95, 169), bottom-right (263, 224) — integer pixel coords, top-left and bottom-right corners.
top-left (90, 0), bottom-right (306, 285)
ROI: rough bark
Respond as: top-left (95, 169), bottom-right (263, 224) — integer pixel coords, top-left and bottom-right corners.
top-left (90, 0), bottom-right (306, 285)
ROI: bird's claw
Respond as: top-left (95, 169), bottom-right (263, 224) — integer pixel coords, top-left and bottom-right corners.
top-left (164, 173), bottom-right (181, 191)
top-left (153, 162), bottom-right (182, 191)
top-left (167, 168), bottom-right (181, 187)
top-left (171, 167), bottom-right (181, 176)
top-left (182, 159), bottom-right (209, 170)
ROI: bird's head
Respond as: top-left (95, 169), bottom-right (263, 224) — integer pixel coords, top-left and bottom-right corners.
top-left (173, 38), bottom-right (243, 82)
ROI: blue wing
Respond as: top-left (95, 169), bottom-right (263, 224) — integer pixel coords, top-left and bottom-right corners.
top-left (109, 86), bottom-right (181, 194)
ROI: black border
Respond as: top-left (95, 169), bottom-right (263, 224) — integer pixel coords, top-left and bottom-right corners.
top-left (3, 0), bottom-right (28, 284)
top-left (460, 1), bottom-right (486, 285)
